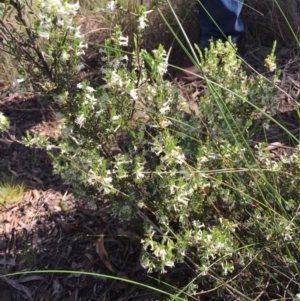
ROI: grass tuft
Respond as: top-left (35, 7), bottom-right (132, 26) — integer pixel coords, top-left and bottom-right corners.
top-left (0, 177), bottom-right (26, 207)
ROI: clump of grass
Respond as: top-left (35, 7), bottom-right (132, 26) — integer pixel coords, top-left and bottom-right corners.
top-left (77, 0), bottom-right (198, 62)
top-left (78, 0), bottom-right (143, 43)
top-left (0, 177), bottom-right (25, 207)
top-left (243, 0), bottom-right (300, 47)
top-left (59, 198), bottom-right (68, 211)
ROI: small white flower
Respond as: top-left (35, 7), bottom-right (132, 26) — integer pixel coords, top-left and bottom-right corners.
top-left (79, 42), bottom-right (88, 49)
top-left (136, 170), bottom-right (145, 179)
top-left (120, 55), bottom-right (128, 61)
top-left (53, 91), bottom-right (69, 105)
top-left (41, 51), bottom-right (52, 61)
top-left (109, 58), bottom-right (120, 70)
top-left (138, 16), bottom-right (146, 29)
top-left (75, 114), bottom-right (85, 127)
top-left (153, 248), bottom-right (167, 260)
top-left (170, 185), bottom-right (178, 195)
top-left (104, 176), bottom-right (112, 184)
top-left (160, 118), bottom-right (172, 128)
top-left (205, 234), bottom-right (212, 243)
top-left (74, 26), bottom-right (83, 38)
top-left (119, 35), bottom-right (129, 46)
top-left (157, 63), bottom-right (168, 76)
top-left (86, 86), bottom-right (95, 93)
top-left (107, 1), bottom-right (116, 11)
top-left (165, 260), bottom-right (175, 268)
top-left (77, 83), bottom-right (83, 89)
top-left (177, 195), bottom-right (188, 205)
top-left (38, 31), bottom-right (50, 39)
top-left (129, 89), bottom-right (138, 100)
top-left (55, 112), bottom-right (65, 120)
top-left (100, 66), bottom-right (107, 74)
top-left (85, 93), bottom-right (97, 103)
top-left (136, 164), bottom-right (145, 180)
top-left (151, 145), bottom-right (163, 156)
top-left (61, 50), bottom-right (70, 62)
top-left (16, 78), bottom-right (25, 84)
top-left (64, 1), bottom-right (80, 15)
top-left (76, 50), bottom-right (85, 56)
top-left (138, 10), bottom-right (152, 30)
top-left (159, 104), bottom-right (170, 114)
top-left (171, 150), bottom-right (185, 164)
top-left (178, 247), bottom-right (186, 256)
top-left (110, 71), bottom-right (123, 86)
top-left (76, 63), bottom-right (85, 71)
top-left (153, 48), bottom-right (168, 76)
top-left (56, 15), bottom-right (66, 26)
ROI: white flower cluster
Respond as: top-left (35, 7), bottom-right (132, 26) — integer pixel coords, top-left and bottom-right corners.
top-left (152, 47), bottom-right (168, 76)
top-left (37, 0), bottom-right (79, 25)
top-left (36, 0), bottom-right (81, 40)
top-left (138, 9), bottom-right (152, 30)
top-left (107, 1), bottom-right (116, 12)
top-left (191, 220), bottom-right (237, 275)
top-left (74, 83), bottom-right (101, 127)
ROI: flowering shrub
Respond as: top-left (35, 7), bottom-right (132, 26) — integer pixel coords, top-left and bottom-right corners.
top-left (3, 1), bottom-right (300, 298)
top-left (52, 5), bottom-right (300, 282)
top-left (197, 41), bottom-right (280, 140)
top-left (0, 0), bottom-right (86, 93)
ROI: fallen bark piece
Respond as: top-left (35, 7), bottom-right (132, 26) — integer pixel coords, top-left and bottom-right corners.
top-left (96, 235), bottom-right (116, 274)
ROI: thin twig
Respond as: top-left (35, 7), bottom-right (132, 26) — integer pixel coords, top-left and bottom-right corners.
top-left (253, 276), bottom-right (270, 301)
top-left (0, 20), bottom-right (46, 73)
top-left (2, 0), bottom-right (53, 79)
top-left (185, 255), bottom-right (254, 301)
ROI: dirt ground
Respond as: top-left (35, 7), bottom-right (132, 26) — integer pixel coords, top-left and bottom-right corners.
top-left (0, 44), bottom-right (300, 301)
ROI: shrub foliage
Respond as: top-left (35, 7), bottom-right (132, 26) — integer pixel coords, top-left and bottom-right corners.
top-left (1, 0), bottom-right (300, 299)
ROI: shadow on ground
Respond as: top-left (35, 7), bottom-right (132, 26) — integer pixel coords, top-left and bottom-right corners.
top-left (0, 93), bottom-right (183, 301)
top-left (0, 94), bottom-right (64, 192)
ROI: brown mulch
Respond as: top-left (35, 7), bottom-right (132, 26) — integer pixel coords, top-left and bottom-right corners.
top-left (0, 44), bottom-right (300, 301)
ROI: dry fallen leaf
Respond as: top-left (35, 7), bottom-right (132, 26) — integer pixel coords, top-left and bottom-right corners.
top-left (32, 189), bottom-right (41, 202)
top-left (39, 290), bottom-right (51, 301)
top-left (66, 288), bottom-right (79, 301)
top-left (0, 283), bottom-right (13, 301)
top-left (17, 221), bottom-right (33, 232)
top-left (95, 235), bottom-right (116, 274)
top-left (17, 275), bottom-right (45, 283)
top-left (117, 228), bottom-right (141, 242)
top-left (52, 278), bottom-right (63, 296)
top-left (0, 137), bottom-right (13, 147)
top-left (54, 218), bottom-right (80, 233)
top-left (0, 257), bottom-right (16, 266)
top-left (5, 278), bottom-right (33, 301)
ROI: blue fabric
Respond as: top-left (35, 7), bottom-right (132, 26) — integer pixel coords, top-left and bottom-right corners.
top-left (199, 0), bottom-right (244, 49)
